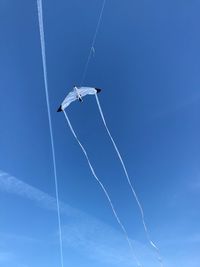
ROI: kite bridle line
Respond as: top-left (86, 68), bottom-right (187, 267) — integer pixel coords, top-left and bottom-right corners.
top-left (37, 1), bottom-right (64, 267)
top-left (80, 0), bottom-right (106, 86)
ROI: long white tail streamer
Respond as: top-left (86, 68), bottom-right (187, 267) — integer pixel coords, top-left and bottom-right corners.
top-left (80, 0), bottom-right (106, 85)
top-left (37, 1), bottom-right (64, 267)
top-left (95, 94), bottom-right (163, 267)
top-left (63, 110), bottom-right (142, 267)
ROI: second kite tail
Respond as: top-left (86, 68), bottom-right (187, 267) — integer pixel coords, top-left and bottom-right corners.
top-left (95, 93), bottom-right (164, 267)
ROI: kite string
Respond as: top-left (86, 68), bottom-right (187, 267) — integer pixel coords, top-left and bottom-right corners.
top-left (95, 94), bottom-right (164, 267)
top-left (63, 110), bottom-right (142, 267)
top-left (37, 1), bottom-right (64, 267)
top-left (80, 0), bottom-right (106, 85)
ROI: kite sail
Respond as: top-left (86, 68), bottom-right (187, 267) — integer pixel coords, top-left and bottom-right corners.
top-left (57, 86), bottom-right (101, 112)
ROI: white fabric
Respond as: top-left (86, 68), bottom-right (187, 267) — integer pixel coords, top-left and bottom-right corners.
top-left (77, 86), bottom-right (97, 96)
top-left (61, 87), bottom-right (97, 110)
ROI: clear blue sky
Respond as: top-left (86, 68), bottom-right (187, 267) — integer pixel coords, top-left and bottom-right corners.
top-left (0, 1), bottom-right (200, 267)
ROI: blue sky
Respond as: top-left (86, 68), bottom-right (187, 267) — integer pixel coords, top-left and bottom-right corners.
top-left (0, 0), bottom-right (200, 267)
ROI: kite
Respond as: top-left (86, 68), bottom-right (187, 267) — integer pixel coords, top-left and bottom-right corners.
top-left (37, 0), bottom-right (163, 262)
top-left (57, 87), bottom-right (163, 267)
top-left (57, 86), bottom-right (101, 112)
top-left (58, 86), bottom-right (142, 267)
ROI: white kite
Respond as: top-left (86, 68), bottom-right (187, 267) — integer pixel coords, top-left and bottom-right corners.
top-left (57, 85), bottom-right (142, 267)
top-left (57, 86), bottom-right (101, 112)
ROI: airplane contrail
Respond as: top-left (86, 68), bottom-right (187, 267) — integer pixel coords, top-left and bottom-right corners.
top-left (36, 1), bottom-right (64, 267)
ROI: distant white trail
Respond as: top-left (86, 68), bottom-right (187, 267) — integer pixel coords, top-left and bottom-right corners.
top-left (95, 94), bottom-right (163, 267)
top-left (37, 1), bottom-right (64, 267)
top-left (63, 110), bottom-right (142, 267)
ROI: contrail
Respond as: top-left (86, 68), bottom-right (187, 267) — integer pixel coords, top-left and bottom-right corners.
top-left (63, 110), bottom-right (143, 267)
top-left (36, 1), bottom-right (64, 267)
top-left (95, 94), bottom-right (163, 267)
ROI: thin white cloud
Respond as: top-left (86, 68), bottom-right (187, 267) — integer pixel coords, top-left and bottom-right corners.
top-left (0, 251), bottom-right (13, 262)
top-left (0, 170), bottom-right (79, 217)
top-left (0, 170), bottom-right (156, 267)
top-left (0, 251), bottom-right (29, 267)
top-left (0, 232), bottom-right (40, 244)
top-left (62, 217), bottom-right (156, 266)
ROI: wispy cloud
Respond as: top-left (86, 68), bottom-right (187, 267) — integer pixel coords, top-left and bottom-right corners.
top-left (0, 250), bottom-right (27, 267)
top-left (0, 170), bottom-right (79, 217)
top-left (62, 217), bottom-right (156, 266)
top-left (0, 170), bottom-right (156, 267)
top-left (0, 232), bottom-right (40, 244)
top-left (3, 170), bottom-right (199, 267)
top-left (0, 251), bottom-right (13, 262)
